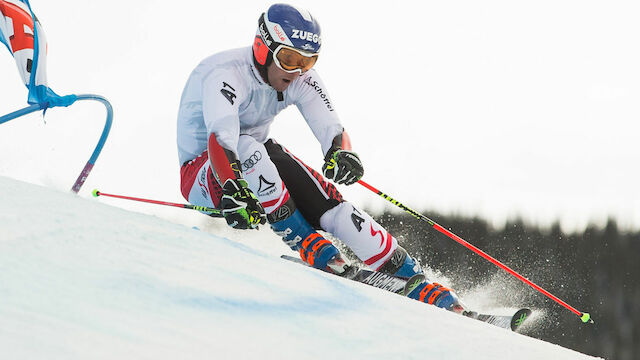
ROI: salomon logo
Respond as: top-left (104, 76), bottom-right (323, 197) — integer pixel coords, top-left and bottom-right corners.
top-left (291, 29), bottom-right (321, 44)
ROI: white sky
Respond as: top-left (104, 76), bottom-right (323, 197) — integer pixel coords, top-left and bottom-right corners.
top-left (1, 0), bottom-right (639, 233)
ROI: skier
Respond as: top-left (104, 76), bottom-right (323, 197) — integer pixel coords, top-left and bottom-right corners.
top-left (177, 3), bottom-right (464, 313)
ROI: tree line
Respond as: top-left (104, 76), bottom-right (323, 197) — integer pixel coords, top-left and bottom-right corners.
top-left (371, 210), bottom-right (639, 360)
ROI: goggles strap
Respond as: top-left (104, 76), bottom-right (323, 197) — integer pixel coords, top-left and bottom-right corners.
top-left (258, 13), bottom-right (279, 53)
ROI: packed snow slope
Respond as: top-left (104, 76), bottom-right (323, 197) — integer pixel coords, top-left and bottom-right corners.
top-left (0, 176), bottom-right (600, 360)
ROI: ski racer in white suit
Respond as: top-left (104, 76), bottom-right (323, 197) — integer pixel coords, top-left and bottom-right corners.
top-left (177, 3), bottom-right (463, 311)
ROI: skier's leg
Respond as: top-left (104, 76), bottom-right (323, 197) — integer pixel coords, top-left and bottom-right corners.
top-left (320, 201), bottom-right (464, 310)
top-left (264, 139), bottom-right (463, 311)
top-left (264, 139), bottom-right (403, 267)
top-left (237, 135), bottom-right (348, 274)
top-left (263, 139), bottom-right (343, 228)
top-left (318, 202), bottom-right (399, 269)
top-left (260, 141), bottom-right (407, 271)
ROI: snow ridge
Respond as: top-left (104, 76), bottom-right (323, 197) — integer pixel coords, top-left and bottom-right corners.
top-left (0, 176), bottom-right (600, 359)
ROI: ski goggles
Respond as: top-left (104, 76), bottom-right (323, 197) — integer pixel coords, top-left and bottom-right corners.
top-left (272, 45), bottom-right (318, 74)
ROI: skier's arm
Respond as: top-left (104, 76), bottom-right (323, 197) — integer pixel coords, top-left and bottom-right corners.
top-left (292, 70), bottom-right (344, 156)
top-left (202, 71), bottom-right (266, 228)
top-left (291, 71), bottom-right (363, 185)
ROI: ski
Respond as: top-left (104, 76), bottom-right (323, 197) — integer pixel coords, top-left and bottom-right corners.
top-left (282, 255), bottom-right (532, 332)
top-left (281, 254), bottom-right (425, 296)
top-left (465, 308), bottom-right (532, 332)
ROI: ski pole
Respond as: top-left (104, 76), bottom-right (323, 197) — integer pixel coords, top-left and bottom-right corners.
top-left (357, 179), bottom-right (593, 324)
top-left (92, 189), bottom-right (222, 217)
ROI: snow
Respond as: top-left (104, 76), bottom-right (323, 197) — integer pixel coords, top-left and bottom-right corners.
top-left (0, 176), bottom-right (600, 360)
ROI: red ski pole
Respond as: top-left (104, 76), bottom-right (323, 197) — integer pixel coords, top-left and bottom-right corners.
top-left (92, 189), bottom-right (222, 217)
top-left (357, 179), bottom-right (593, 324)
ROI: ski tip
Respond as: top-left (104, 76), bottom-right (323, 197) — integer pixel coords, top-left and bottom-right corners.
top-left (92, 189), bottom-right (100, 197)
top-left (510, 308), bottom-right (532, 332)
top-left (580, 312), bottom-right (593, 324)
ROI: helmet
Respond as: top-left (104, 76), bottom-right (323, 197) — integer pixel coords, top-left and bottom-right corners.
top-left (252, 4), bottom-right (321, 74)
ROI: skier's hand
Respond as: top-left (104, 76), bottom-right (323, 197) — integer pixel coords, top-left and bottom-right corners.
top-left (220, 178), bottom-right (267, 229)
top-left (322, 149), bottom-right (364, 185)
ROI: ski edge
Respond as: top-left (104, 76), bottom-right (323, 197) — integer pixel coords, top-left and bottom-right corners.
top-left (281, 255), bottom-right (532, 332)
top-left (281, 254), bottom-right (409, 294)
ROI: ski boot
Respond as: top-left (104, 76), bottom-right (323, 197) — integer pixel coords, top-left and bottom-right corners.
top-left (299, 232), bottom-right (351, 275)
top-left (271, 207), bottom-right (351, 275)
top-left (378, 246), bottom-right (465, 311)
top-left (406, 281), bottom-right (463, 311)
